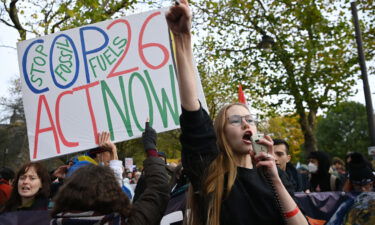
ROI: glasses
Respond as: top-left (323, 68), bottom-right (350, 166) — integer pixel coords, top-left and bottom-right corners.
top-left (227, 115), bottom-right (255, 126)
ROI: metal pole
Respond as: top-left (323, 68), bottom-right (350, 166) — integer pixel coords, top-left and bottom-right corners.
top-left (351, 2), bottom-right (375, 146)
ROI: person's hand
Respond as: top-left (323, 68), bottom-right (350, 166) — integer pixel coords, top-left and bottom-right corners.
top-left (53, 165), bottom-right (70, 179)
top-left (166, 0), bottom-right (192, 36)
top-left (98, 131), bottom-right (118, 160)
top-left (142, 121), bottom-right (157, 151)
top-left (253, 135), bottom-right (280, 182)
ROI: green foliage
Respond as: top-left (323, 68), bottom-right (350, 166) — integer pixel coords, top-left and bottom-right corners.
top-left (191, 0), bottom-right (374, 152)
top-left (0, 0), bottom-right (162, 39)
top-left (116, 129), bottom-right (181, 168)
top-left (316, 101), bottom-right (371, 159)
top-left (262, 114), bottom-right (304, 163)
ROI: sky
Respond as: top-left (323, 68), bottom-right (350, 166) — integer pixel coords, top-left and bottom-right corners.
top-left (0, 12), bottom-right (374, 114)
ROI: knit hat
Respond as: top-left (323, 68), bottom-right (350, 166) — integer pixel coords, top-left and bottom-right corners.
top-left (66, 155), bottom-right (98, 177)
top-left (348, 164), bottom-right (375, 185)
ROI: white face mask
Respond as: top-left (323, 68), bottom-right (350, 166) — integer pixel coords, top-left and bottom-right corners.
top-left (308, 162), bottom-right (318, 173)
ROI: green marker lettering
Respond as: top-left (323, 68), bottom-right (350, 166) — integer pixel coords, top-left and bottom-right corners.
top-left (143, 64), bottom-right (180, 127)
top-left (128, 72), bottom-right (154, 131)
top-left (101, 78), bottom-right (134, 139)
top-left (88, 57), bottom-right (98, 78)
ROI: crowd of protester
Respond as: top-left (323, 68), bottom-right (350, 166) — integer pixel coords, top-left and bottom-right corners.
top-left (1, 1), bottom-right (374, 225)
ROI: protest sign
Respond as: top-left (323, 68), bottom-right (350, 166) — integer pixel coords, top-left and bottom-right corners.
top-left (17, 8), bottom-right (207, 161)
top-left (125, 157), bottom-right (134, 171)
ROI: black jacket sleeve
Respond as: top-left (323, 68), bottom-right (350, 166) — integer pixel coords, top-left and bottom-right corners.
top-left (179, 106), bottom-right (219, 192)
top-left (127, 157), bottom-right (170, 225)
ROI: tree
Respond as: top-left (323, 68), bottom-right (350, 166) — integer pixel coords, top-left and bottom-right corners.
top-left (263, 114), bottom-right (305, 163)
top-left (116, 130), bottom-right (182, 169)
top-left (316, 101), bottom-right (370, 159)
top-left (0, 0), bottom-right (145, 41)
top-left (0, 78), bottom-right (24, 123)
top-left (191, 0), bottom-right (374, 155)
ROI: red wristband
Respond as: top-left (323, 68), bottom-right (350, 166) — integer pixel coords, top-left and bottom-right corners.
top-left (146, 149), bottom-right (158, 157)
top-left (284, 206), bottom-right (299, 219)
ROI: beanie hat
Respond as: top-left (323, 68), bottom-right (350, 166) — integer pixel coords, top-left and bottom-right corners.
top-left (66, 155), bottom-right (98, 177)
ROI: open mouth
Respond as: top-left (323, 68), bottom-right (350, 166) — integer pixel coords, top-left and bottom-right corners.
top-left (21, 187), bottom-right (31, 191)
top-left (242, 132), bottom-right (252, 144)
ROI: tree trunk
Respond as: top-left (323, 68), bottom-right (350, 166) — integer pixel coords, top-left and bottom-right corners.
top-left (299, 110), bottom-right (318, 156)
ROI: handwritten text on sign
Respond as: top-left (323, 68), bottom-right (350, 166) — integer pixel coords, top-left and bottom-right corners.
top-left (17, 9), bottom-right (204, 161)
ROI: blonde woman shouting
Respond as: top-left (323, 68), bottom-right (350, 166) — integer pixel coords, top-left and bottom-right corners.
top-left (166, 1), bottom-right (308, 225)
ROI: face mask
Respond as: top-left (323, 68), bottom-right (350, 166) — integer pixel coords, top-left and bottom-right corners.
top-left (308, 162), bottom-right (318, 173)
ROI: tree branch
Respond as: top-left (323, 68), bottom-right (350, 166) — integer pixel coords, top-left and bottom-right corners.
top-left (103, 0), bottom-right (131, 17)
top-left (51, 15), bottom-right (70, 33)
top-left (0, 17), bottom-right (15, 27)
top-left (9, 0), bottom-right (26, 40)
top-left (0, 44), bottom-right (16, 49)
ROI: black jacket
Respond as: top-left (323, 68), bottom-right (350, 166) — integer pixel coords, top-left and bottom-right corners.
top-left (285, 162), bottom-right (303, 192)
top-left (180, 106), bottom-right (294, 225)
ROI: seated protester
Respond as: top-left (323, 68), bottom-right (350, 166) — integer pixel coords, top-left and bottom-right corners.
top-left (0, 162), bottom-right (50, 212)
top-left (50, 123), bottom-right (170, 225)
top-left (273, 139), bottom-right (303, 192)
top-left (0, 167), bottom-right (15, 205)
top-left (307, 151), bottom-right (341, 192)
top-left (326, 160), bottom-right (375, 225)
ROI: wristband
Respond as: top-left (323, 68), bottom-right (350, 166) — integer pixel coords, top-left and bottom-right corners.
top-left (284, 206), bottom-right (299, 219)
top-left (146, 149), bottom-right (158, 157)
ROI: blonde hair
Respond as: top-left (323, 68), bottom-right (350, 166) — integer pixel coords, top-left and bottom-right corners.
top-left (186, 103), bottom-right (249, 225)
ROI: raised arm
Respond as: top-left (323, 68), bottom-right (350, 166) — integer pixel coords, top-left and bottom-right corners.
top-left (166, 0), bottom-right (199, 111)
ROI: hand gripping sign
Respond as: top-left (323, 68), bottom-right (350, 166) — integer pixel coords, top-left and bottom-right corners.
top-left (17, 8), bottom-right (207, 161)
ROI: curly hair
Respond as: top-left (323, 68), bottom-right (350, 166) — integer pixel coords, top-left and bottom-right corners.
top-left (51, 164), bottom-right (131, 217)
top-left (0, 162), bottom-right (50, 212)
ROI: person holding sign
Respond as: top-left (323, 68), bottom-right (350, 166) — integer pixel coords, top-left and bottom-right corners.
top-left (64, 131), bottom-right (119, 177)
top-left (165, 1), bottom-right (308, 225)
top-left (52, 131), bottom-right (133, 200)
top-left (50, 122), bottom-right (170, 225)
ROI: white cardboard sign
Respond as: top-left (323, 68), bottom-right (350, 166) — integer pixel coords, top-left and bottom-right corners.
top-left (17, 8), bottom-right (207, 161)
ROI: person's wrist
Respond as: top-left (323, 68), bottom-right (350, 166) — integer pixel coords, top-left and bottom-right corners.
top-left (284, 205), bottom-right (300, 219)
top-left (173, 33), bottom-right (192, 46)
top-left (270, 175), bottom-right (282, 185)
